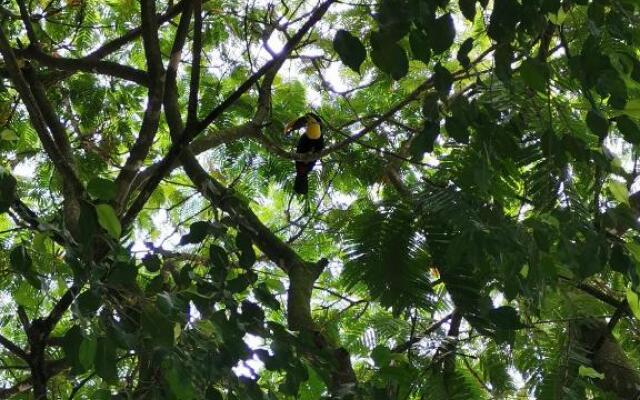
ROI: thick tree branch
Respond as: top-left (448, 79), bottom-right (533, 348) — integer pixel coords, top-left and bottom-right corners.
top-left (0, 378), bottom-right (32, 399)
top-left (87, 0), bottom-right (190, 60)
top-left (154, 2), bottom-right (356, 390)
top-left (252, 50), bottom-right (493, 163)
top-left (122, 0), bottom-right (337, 227)
top-left (128, 123), bottom-right (258, 193)
top-left (187, 0), bottom-right (203, 126)
top-left (0, 334), bottom-right (29, 363)
top-left (0, 28), bottom-right (83, 199)
top-left (18, 46), bottom-right (148, 86)
top-left (20, 67), bottom-right (73, 162)
top-left (113, 0), bottom-right (170, 209)
top-left (16, 0), bottom-right (39, 45)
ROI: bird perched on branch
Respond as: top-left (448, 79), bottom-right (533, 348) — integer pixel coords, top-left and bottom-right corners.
top-left (284, 112), bottom-right (324, 195)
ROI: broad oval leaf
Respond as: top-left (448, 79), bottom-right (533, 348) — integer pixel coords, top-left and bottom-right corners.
top-left (433, 63), bottom-right (454, 98)
top-left (333, 30), bottom-right (367, 73)
top-left (616, 115), bottom-right (640, 144)
top-left (0, 168), bottom-right (16, 213)
top-left (457, 38), bottom-right (473, 69)
top-left (94, 337), bottom-right (118, 383)
top-left (626, 288), bottom-right (640, 320)
top-left (236, 230), bottom-right (256, 269)
top-left (409, 29), bottom-right (431, 64)
top-left (430, 13), bottom-right (455, 54)
top-left (459, 0), bottom-right (476, 21)
top-left (96, 203), bottom-right (121, 239)
top-left (519, 58), bottom-right (549, 92)
top-left (87, 177), bottom-right (117, 201)
top-left (370, 31), bottom-right (409, 80)
top-left (488, 306), bottom-right (525, 330)
top-left (586, 110), bottom-right (609, 139)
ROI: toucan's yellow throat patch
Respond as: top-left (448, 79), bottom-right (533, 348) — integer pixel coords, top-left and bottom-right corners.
top-left (305, 120), bottom-right (321, 139)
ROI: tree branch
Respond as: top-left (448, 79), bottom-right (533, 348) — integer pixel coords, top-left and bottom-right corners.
top-left (187, 0), bottom-right (203, 126)
top-left (87, 0), bottom-right (190, 60)
top-left (151, 1), bottom-right (356, 391)
top-left (0, 334), bottom-right (29, 363)
top-left (18, 46), bottom-right (148, 86)
top-left (113, 0), bottom-right (170, 209)
top-left (128, 123), bottom-right (258, 193)
top-left (16, 0), bottom-right (39, 45)
top-left (0, 27), bottom-right (84, 199)
top-left (122, 0), bottom-right (337, 227)
top-left (392, 313), bottom-right (453, 353)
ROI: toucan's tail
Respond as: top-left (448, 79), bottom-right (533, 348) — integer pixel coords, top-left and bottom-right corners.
top-left (294, 172), bottom-right (308, 195)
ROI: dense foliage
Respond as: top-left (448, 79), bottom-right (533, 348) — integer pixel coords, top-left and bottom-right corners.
top-left (1, 0), bottom-right (640, 398)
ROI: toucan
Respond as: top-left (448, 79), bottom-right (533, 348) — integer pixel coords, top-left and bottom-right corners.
top-left (284, 112), bottom-right (324, 195)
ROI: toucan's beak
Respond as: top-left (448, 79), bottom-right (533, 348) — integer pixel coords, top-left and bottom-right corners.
top-left (284, 121), bottom-right (295, 134)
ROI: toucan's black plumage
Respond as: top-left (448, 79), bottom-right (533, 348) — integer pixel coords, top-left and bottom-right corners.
top-left (284, 113), bottom-right (324, 194)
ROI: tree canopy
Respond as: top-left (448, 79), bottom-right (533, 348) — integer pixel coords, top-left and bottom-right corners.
top-left (1, 0), bottom-right (640, 398)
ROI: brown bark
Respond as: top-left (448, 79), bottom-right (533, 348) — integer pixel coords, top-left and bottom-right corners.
top-left (576, 319), bottom-right (640, 399)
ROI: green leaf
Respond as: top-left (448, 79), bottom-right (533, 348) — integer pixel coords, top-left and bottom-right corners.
top-left (94, 389), bottom-right (112, 400)
top-left (445, 116), bottom-right (469, 144)
top-left (625, 99), bottom-right (640, 119)
top-left (587, 2), bottom-right (605, 25)
top-left (488, 306), bottom-right (525, 329)
top-left (421, 92), bottom-right (439, 120)
top-left (78, 336), bottom-right (97, 371)
top-left (410, 120), bottom-right (439, 158)
top-left (143, 254), bottom-right (161, 272)
top-left (430, 13), bottom-right (455, 54)
top-left (0, 167), bottom-right (17, 213)
top-left (371, 345), bottom-right (392, 367)
top-left (75, 289), bottom-right (102, 317)
top-left (626, 288), bottom-right (640, 320)
top-left (610, 244), bottom-right (633, 274)
top-left (13, 280), bottom-right (38, 308)
top-left (586, 110), bottom-right (609, 139)
top-left (578, 365), bottom-right (605, 380)
top-left (107, 262), bottom-right (138, 287)
top-left (409, 29), bottom-right (431, 64)
top-left (0, 128), bottom-right (18, 141)
top-left (96, 203), bottom-right (121, 239)
top-left (62, 326), bottom-right (84, 374)
top-left (165, 360), bottom-right (197, 399)
top-left (94, 337), bottom-right (118, 383)
top-left (210, 244), bottom-right (229, 270)
top-left (333, 30), bottom-right (367, 73)
top-left (87, 178), bottom-right (117, 201)
top-left (254, 284), bottom-right (281, 310)
top-left (236, 230), bottom-right (256, 269)
top-left (10, 245), bottom-right (40, 289)
top-left (370, 31), bottom-right (409, 80)
top-left (494, 44), bottom-right (513, 82)
top-left (78, 201), bottom-right (98, 248)
top-left (141, 305), bottom-right (175, 347)
top-left (487, 0), bottom-right (520, 43)
top-left (615, 115), bottom-right (640, 144)
top-left (541, 0), bottom-right (561, 13)
top-left (375, 0), bottom-right (410, 41)
top-left (433, 63), bottom-right (453, 98)
top-left (156, 291), bottom-right (175, 316)
top-left (609, 180), bottom-right (629, 205)
top-left (227, 271), bottom-right (257, 293)
top-left (180, 221), bottom-right (212, 244)
top-left (457, 38), bottom-right (473, 69)
top-left (519, 58), bottom-right (549, 92)
top-left (10, 245), bottom-right (32, 274)
top-left (459, 0), bottom-right (476, 21)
